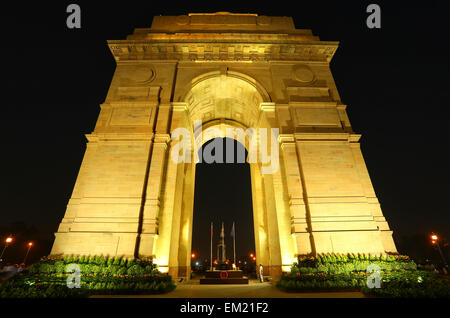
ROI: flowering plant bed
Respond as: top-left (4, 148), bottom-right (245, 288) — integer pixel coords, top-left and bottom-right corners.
top-left (276, 253), bottom-right (450, 298)
top-left (0, 255), bottom-right (176, 298)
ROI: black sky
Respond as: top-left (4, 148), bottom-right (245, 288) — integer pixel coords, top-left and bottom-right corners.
top-left (192, 139), bottom-right (255, 262)
top-left (1, 1), bottom-right (450, 261)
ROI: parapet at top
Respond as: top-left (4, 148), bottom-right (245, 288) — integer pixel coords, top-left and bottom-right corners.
top-left (127, 12), bottom-right (317, 39)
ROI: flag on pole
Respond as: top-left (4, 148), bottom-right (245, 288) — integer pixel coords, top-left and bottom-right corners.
top-left (210, 222), bottom-right (213, 270)
top-left (231, 221), bottom-right (236, 266)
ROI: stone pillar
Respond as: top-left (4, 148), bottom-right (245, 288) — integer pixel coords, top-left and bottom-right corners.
top-left (250, 162), bottom-right (271, 275)
top-left (154, 103), bottom-right (189, 278)
top-left (258, 103), bottom-right (283, 281)
top-left (279, 134), bottom-right (313, 256)
top-left (177, 161), bottom-right (195, 279)
top-left (271, 138), bottom-right (298, 272)
top-left (138, 134), bottom-right (170, 258)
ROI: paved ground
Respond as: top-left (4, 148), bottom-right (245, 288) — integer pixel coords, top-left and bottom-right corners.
top-left (92, 279), bottom-right (365, 298)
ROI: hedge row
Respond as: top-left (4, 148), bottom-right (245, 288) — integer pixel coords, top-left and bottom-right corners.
top-left (296, 253), bottom-right (412, 267)
top-left (277, 270), bottom-right (450, 297)
top-left (28, 255), bottom-right (158, 276)
top-left (292, 253), bottom-right (416, 275)
top-left (277, 272), bottom-right (367, 291)
top-left (37, 255), bottom-right (155, 268)
top-left (0, 272), bottom-right (176, 298)
top-left (0, 255), bottom-right (176, 298)
top-left (277, 253), bottom-right (450, 297)
top-left (361, 270), bottom-right (450, 298)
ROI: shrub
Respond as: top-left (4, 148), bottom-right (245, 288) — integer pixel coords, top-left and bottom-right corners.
top-left (97, 255), bottom-right (106, 266)
top-left (54, 261), bottom-right (66, 274)
top-left (282, 252), bottom-right (426, 295)
top-left (127, 264), bottom-right (145, 276)
top-left (0, 255), bottom-right (176, 298)
top-left (113, 257), bottom-right (121, 266)
top-left (0, 283), bottom-right (89, 298)
top-left (293, 253), bottom-right (416, 275)
top-left (127, 259), bottom-right (135, 268)
top-left (145, 265), bottom-right (158, 274)
top-left (28, 263), bottom-right (40, 274)
top-left (116, 267), bottom-right (127, 275)
top-left (40, 263), bottom-right (54, 274)
top-left (362, 270), bottom-right (450, 298)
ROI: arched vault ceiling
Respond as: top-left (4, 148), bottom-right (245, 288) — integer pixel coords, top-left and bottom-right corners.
top-left (185, 75), bottom-right (263, 128)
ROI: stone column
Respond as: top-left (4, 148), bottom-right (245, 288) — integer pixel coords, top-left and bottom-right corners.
top-left (279, 134), bottom-right (313, 256)
top-left (153, 103), bottom-right (189, 277)
top-left (250, 162), bottom-right (270, 275)
top-left (258, 103), bottom-right (283, 281)
top-left (138, 102), bottom-right (172, 259)
top-left (177, 161), bottom-right (195, 278)
top-left (138, 134), bottom-right (170, 258)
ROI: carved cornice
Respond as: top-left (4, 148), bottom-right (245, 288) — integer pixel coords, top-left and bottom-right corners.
top-left (153, 133), bottom-right (171, 145)
top-left (86, 133), bottom-right (155, 142)
top-left (278, 134), bottom-right (295, 145)
top-left (294, 133), bottom-right (362, 142)
top-left (107, 40), bottom-right (338, 63)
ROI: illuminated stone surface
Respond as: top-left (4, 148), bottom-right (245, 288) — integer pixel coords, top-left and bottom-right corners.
top-left (51, 13), bottom-right (397, 281)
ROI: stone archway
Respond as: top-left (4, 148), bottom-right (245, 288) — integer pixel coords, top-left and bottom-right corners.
top-left (154, 73), bottom-right (290, 280)
top-left (50, 13), bottom-right (398, 283)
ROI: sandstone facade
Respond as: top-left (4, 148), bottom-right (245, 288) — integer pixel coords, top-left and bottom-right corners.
top-left (51, 13), bottom-right (397, 280)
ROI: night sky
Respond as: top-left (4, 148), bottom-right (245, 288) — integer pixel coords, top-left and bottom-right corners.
top-left (1, 1), bottom-right (450, 264)
top-left (193, 139), bottom-right (254, 263)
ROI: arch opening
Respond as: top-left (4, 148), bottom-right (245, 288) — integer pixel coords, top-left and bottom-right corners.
top-left (191, 138), bottom-right (256, 274)
top-left (168, 72), bottom-right (281, 280)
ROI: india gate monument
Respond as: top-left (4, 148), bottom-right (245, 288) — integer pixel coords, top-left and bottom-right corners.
top-left (50, 12), bottom-right (397, 280)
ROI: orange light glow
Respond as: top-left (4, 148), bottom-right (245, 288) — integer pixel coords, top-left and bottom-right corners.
top-left (191, 253), bottom-right (196, 258)
top-left (28, 242), bottom-right (33, 247)
top-left (5, 237), bottom-right (13, 244)
top-left (431, 234), bottom-right (438, 241)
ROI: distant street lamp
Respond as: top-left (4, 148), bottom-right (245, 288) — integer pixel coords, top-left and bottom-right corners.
top-left (23, 242), bottom-right (34, 265)
top-left (191, 253), bottom-right (196, 259)
top-left (431, 233), bottom-right (448, 267)
top-left (0, 236), bottom-right (14, 263)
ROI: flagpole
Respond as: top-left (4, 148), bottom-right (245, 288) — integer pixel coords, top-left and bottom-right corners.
top-left (233, 222), bottom-right (236, 267)
top-left (210, 222), bottom-right (213, 271)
